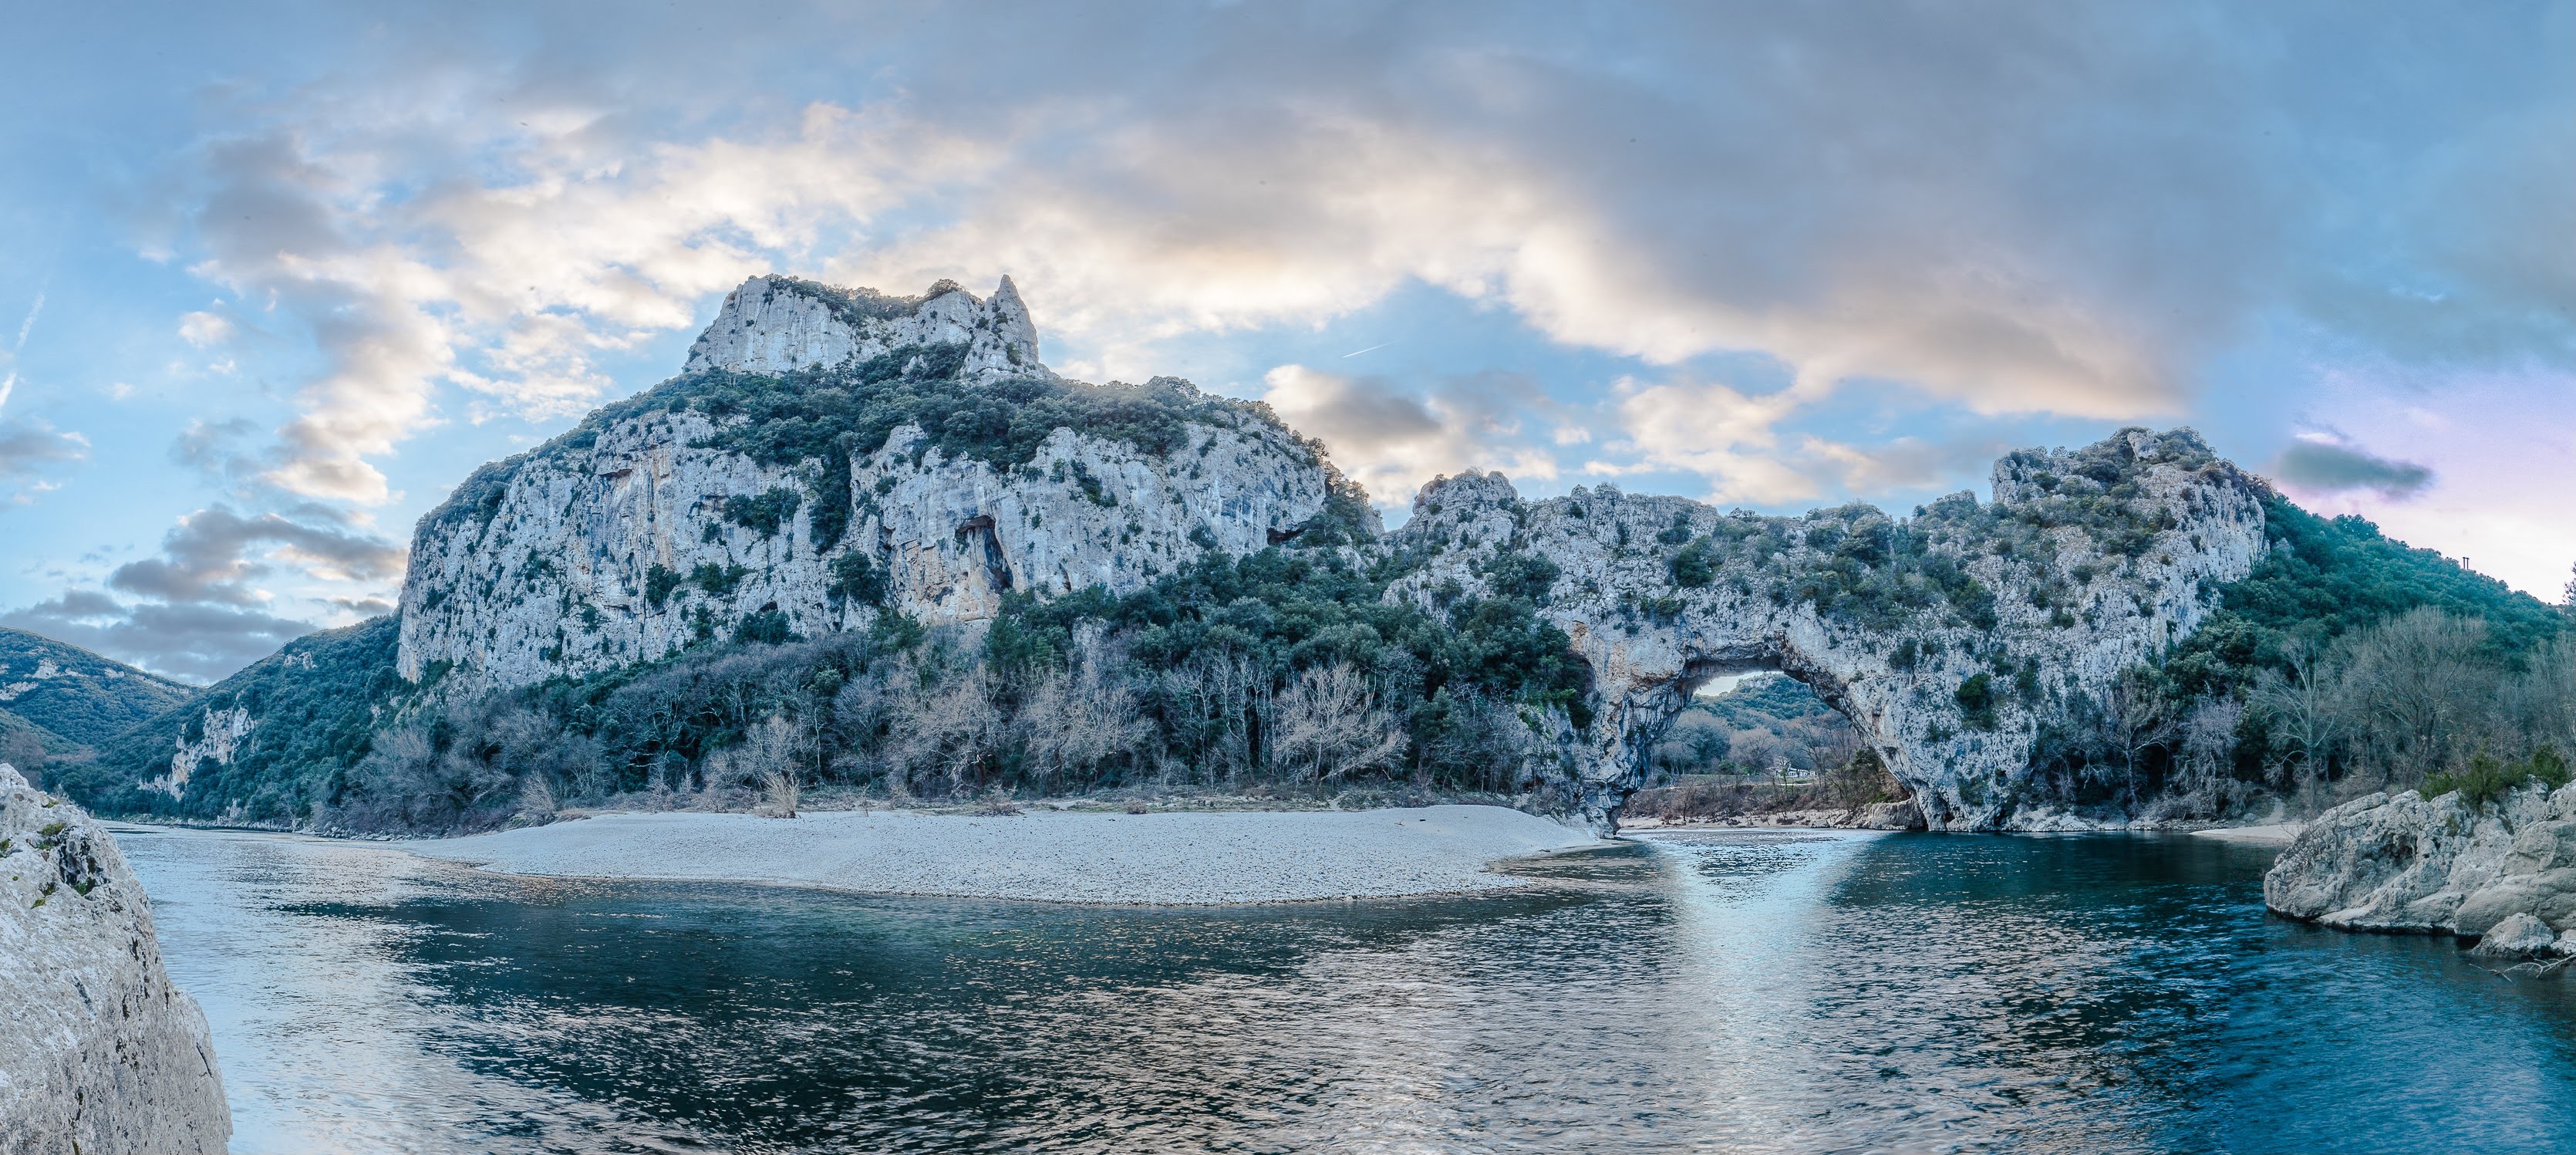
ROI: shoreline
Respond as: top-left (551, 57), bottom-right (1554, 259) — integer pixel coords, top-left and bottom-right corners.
top-left (396, 803), bottom-right (1605, 906)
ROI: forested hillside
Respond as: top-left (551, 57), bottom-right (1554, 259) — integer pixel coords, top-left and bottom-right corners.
top-left (0, 627), bottom-right (194, 744)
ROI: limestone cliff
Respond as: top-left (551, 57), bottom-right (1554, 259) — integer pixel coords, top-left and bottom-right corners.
top-left (0, 764), bottom-right (229, 1153)
top-left (1394, 428), bottom-right (2266, 829)
top-left (147, 273), bottom-right (2276, 836)
top-left (398, 276), bottom-right (1342, 697)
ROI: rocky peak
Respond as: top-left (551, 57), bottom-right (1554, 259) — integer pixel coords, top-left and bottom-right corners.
top-left (682, 273), bottom-right (1048, 381)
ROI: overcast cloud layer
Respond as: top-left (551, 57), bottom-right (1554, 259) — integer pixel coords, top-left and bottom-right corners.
top-left (0, 0), bottom-right (2568, 680)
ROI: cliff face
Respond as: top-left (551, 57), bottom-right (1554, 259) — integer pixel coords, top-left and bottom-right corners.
top-left (0, 764), bottom-right (229, 1153)
top-left (396, 276), bottom-right (1337, 697)
top-left (1394, 428), bottom-right (2267, 830)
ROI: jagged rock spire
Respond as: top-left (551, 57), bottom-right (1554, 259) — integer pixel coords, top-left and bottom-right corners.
top-left (682, 274), bottom-right (1051, 380)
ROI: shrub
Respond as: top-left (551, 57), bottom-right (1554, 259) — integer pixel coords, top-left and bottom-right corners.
top-left (828, 552), bottom-right (886, 607)
top-left (1954, 674), bottom-right (1999, 731)
top-left (645, 565), bottom-right (683, 609)
top-left (723, 488), bottom-right (804, 538)
top-left (2423, 746), bottom-right (2571, 809)
top-left (1670, 539), bottom-right (1717, 588)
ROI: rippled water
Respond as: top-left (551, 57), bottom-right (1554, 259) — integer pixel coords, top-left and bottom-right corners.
top-left (116, 824), bottom-right (2576, 1154)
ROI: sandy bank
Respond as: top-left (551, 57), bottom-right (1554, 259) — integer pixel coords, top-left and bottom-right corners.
top-left (2190, 823), bottom-right (2305, 846)
top-left (400, 804), bottom-right (1602, 905)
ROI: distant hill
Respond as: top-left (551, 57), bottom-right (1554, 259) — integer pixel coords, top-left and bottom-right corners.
top-left (66, 616), bottom-right (403, 825)
top-left (0, 627), bottom-right (196, 745)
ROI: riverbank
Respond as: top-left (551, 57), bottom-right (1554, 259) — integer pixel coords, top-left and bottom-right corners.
top-left (399, 803), bottom-right (1603, 905)
top-left (2189, 823), bottom-right (2305, 846)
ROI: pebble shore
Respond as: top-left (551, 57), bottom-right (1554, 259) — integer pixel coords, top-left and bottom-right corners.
top-left (401, 804), bottom-right (1602, 905)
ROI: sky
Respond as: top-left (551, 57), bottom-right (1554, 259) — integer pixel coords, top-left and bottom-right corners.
top-left (0, 1), bottom-right (2568, 683)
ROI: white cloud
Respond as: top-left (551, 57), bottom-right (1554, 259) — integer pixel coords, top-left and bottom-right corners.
top-left (177, 310), bottom-right (234, 347)
top-left (1261, 363), bottom-right (1560, 502)
top-left (147, 2), bottom-right (2568, 556)
top-left (1614, 379), bottom-right (1814, 505)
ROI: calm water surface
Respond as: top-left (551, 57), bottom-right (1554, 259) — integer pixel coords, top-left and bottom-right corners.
top-left (115, 825), bottom-right (2576, 1154)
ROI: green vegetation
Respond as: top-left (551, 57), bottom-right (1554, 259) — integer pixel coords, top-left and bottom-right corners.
top-left (0, 626), bottom-right (194, 746)
top-left (2423, 747), bottom-right (2572, 809)
top-left (723, 488), bottom-right (804, 537)
top-left (1953, 673), bottom-right (1999, 730)
top-left (56, 618), bottom-right (409, 826)
top-left (2023, 489), bottom-right (2574, 817)
top-left (826, 552), bottom-right (886, 607)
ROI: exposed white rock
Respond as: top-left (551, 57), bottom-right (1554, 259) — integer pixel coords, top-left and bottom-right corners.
top-left (2264, 782), bottom-right (2576, 937)
top-left (153, 706), bottom-right (251, 797)
top-left (2469, 912), bottom-right (2560, 959)
top-left (398, 280), bottom-right (1337, 695)
top-left (1393, 428), bottom-right (2266, 830)
top-left (390, 274), bottom-right (2267, 833)
top-left (0, 764), bottom-right (228, 1153)
top-left (683, 275), bottom-right (1047, 382)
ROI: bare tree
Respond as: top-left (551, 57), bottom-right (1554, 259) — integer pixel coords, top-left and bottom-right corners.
top-left (2102, 667), bottom-right (2177, 807)
top-left (886, 657), bottom-right (1001, 795)
top-left (1270, 661), bottom-right (1405, 782)
top-left (2247, 640), bottom-right (2347, 806)
top-left (1018, 648), bottom-right (1151, 790)
top-left (1160, 652), bottom-right (1269, 783)
top-left (1425, 690), bottom-right (1536, 792)
top-left (2340, 608), bottom-right (2497, 785)
top-left (2501, 634), bottom-right (2576, 759)
top-left (2176, 697), bottom-right (2244, 804)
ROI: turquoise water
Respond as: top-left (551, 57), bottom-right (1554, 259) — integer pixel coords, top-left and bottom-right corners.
top-left (116, 825), bottom-right (2576, 1153)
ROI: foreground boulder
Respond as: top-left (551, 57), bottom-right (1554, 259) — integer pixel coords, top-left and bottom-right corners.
top-left (2467, 913), bottom-right (2562, 960)
top-left (0, 764), bottom-right (228, 1153)
top-left (2264, 781), bottom-right (2576, 945)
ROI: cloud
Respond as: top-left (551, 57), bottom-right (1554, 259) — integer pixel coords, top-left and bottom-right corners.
top-left (1798, 434), bottom-right (2019, 498)
top-left (1260, 364), bottom-right (1563, 502)
top-left (0, 505), bottom-right (404, 678)
top-left (2274, 440), bottom-right (2436, 499)
top-left (2, 591), bottom-right (312, 685)
top-left (1614, 379), bottom-right (1814, 505)
top-left (106, 506), bottom-right (405, 606)
top-left (177, 310), bottom-right (235, 347)
top-left (0, 417), bottom-right (88, 482)
top-left (153, 2), bottom-right (2567, 516)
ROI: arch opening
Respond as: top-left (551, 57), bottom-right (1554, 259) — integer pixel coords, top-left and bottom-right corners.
top-left (1617, 653), bottom-right (1919, 829)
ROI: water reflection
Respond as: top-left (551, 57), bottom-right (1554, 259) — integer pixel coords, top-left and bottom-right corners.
top-left (116, 824), bottom-right (2576, 1154)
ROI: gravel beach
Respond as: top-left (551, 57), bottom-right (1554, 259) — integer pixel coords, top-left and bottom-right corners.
top-left (400, 804), bottom-right (1603, 905)
top-left (2189, 822), bottom-right (2305, 846)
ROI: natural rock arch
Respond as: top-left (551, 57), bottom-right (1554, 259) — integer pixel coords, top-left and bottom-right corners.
top-left (1394, 428), bottom-right (2266, 831)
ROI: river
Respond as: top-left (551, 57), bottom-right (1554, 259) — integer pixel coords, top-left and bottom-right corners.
top-left (116, 823), bottom-right (2576, 1153)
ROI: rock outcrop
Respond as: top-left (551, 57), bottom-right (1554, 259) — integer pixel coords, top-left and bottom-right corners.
top-left (683, 275), bottom-right (1047, 382)
top-left (398, 276), bottom-right (1341, 697)
top-left (1394, 428), bottom-right (2266, 829)
top-left (0, 764), bottom-right (228, 1153)
top-left (376, 274), bottom-right (2268, 830)
top-left (2264, 782), bottom-right (2576, 944)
